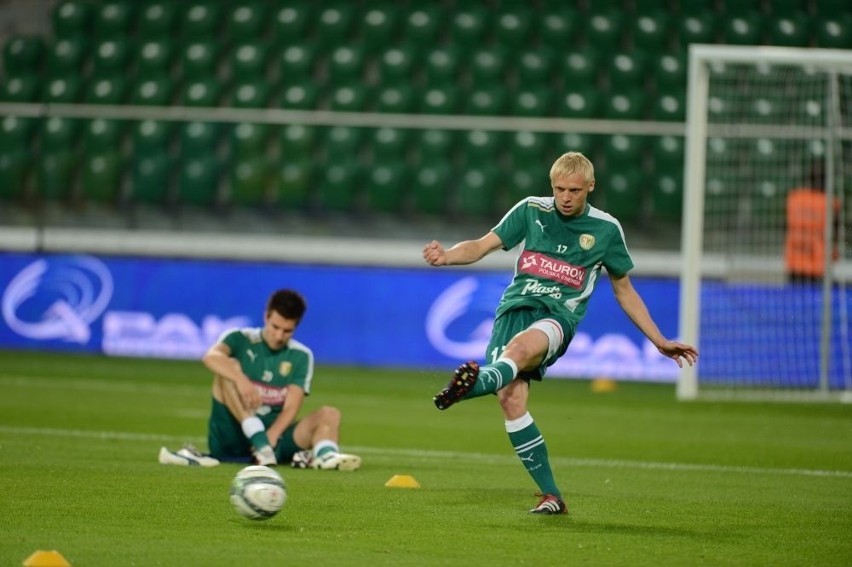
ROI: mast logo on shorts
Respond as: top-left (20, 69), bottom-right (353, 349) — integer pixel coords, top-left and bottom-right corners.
top-left (2, 256), bottom-right (114, 344)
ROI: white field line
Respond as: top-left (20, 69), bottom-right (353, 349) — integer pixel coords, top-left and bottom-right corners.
top-left (1, 425), bottom-right (850, 479)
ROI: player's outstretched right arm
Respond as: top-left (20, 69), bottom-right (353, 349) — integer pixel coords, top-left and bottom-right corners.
top-left (423, 232), bottom-right (503, 266)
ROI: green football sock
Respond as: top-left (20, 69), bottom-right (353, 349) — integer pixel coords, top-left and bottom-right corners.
top-left (506, 412), bottom-right (562, 498)
top-left (464, 358), bottom-right (517, 399)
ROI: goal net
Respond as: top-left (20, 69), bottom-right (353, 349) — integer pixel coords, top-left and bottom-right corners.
top-left (679, 45), bottom-right (852, 401)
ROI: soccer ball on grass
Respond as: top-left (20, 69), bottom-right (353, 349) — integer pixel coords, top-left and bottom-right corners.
top-left (230, 465), bottom-right (287, 520)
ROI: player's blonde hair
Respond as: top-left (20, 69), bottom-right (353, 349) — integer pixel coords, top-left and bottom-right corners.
top-left (550, 151), bottom-right (595, 186)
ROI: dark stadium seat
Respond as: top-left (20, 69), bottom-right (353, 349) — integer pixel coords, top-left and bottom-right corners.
top-left (43, 76), bottom-right (82, 103)
top-left (230, 122), bottom-right (269, 160)
top-left (85, 74), bottom-right (128, 105)
top-left (448, 8), bottom-right (491, 49)
top-left (766, 13), bottom-right (811, 47)
top-left (419, 85), bottom-right (460, 114)
top-left (721, 12), bottom-right (764, 45)
top-left (79, 150), bottom-right (123, 204)
top-left (228, 42), bottom-right (270, 82)
top-left (136, 2), bottom-right (177, 39)
top-left (41, 117), bottom-right (80, 153)
top-left (602, 90), bottom-right (647, 120)
top-left (84, 118), bottom-right (125, 154)
top-left (359, 6), bottom-right (400, 54)
top-left (510, 87), bottom-right (554, 117)
top-left (649, 174), bottom-right (683, 222)
top-left (177, 155), bottom-right (220, 207)
top-left (93, 1), bottom-right (134, 39)
top-left (460, 130), bottom-right (506, 168)
top-left (606, 51), bottom-right (648, 90)
top-left (412, 161), bottom-right (451, 216)
top-left (814, 15), bottom-right (852, 48)
top-left (179, 121), bottom-right (220, 160)
top-left (225, 2), bottom-right (270, 43)
top-left (515, 49), bottom-right (554, 86)
top-left (327, 45), bottom-right (366, 83)
top-left (556, 132), bottom-right (598, 158)
top-left (538, 11), bottom-right (579, 47)
top-left (279, 83), bottom-right (319, 110)
top-left (179, 78), bottom-right (223, 107)
top-left (133, 120), bottom-right (174, 158)
top-left (374, 85), bottom-right (415, 113)
top-left (229, 155), bottom-right (269, 207)
top-left (602, 134), bottom-right (645, 170)
top-left (599, 169), bottom-right (644, 223)
top-left (45, 37), bottom-right (88, 76)
top-left (651, 91), bottom-right (686, 122)
top-left (556, 87), bottom-right (601, 118)
top-left (455, 164), bottom-right (501, 219)
top-left (322, 126), bottom-right (363, 158)
top-left (130, 152), bottom-right (172, 206)
top-left (91, 38), bottom-right (132, 77)
top-left (653, 53), bottom-right (687, 93)
top-left (369, 127), bottom-right (410, 163)
top-left (36, 150), bottom-right (76, 201)
top-left (179, 2), bottom-right (222, 40)
top-left (367, 163), bottom-right (409, 214)
top-left (494, 9), bottom-right (532, 50)
top-left (317, 160), bottom-right (365, 213)
top-left (557, 50), bottom-right (600, 84)
top-left (630, 11), bottom-right (670, 52)
top-left (376, 45), bottom-right (419, 84)
top-left (270, 4), bottom-right (313, 43)
top-left (508, 131), bottom-right (548, 169)
top-left (52, 1), bottom-right (92, 39)
top-left (402, 7), bottom-right (443, 45)
top-left (0, 74), bottom-right (39, 102)
top-left (327, 84), bottom-right (370, 112)
top-left (179, 40), bottom-right (220, 80)
top-left (465, 86), bottom-right (508, 116)
top-left (416, 129), bottom-right (456, 164)
top-left (2, 36), bottom-right (44, 75)
top-left (136, 38), bottom-right (174, 78)
top-left (274, 44), bottom-right (317, 83)
top-left (230, 80), bottom-right (270, 108)
top-left (278, 124), bottom-right (317, 160)
top-left (467, 47), bottom-right (507, 86)
top-left (585, 9), bottom-right (624, 48)
top-left (652, 135), bottom-right (685, 179)
top-left (272, 159), bottom-right (313, 211)
top-left (506, 164), bottom-right (547, 203)
top-left (313, 5), bottom-right (356, 51)
top-left (678, 11), bottom-right (718, 45)
top-left (422, 47), bottom-right (460, 86)
top-left (0, 149), bottom-right (28, 201)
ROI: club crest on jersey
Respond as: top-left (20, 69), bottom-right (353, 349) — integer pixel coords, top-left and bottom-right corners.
top-left (579, 234), bottom-right (595, 250)
top-left (279, 361), bottom-right (292, 376)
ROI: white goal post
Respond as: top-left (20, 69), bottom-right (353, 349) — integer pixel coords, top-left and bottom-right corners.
top-left (679, 45), bottom-right (852, 401)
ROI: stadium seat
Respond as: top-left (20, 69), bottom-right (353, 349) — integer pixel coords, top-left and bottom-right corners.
top-left (722, 13), bottom-right (764, 45)
top-left (460, 130), bottom-right (505, 168)
top-left (412, 162), bottom-right (451, 216)
top-left (137, 2), bottom-right (176, 39)
top-left (602, 90), bottom-right (647, 120)
top-left (651, 91), bottom-right (686, 122)
top-left (465, 87), bottom-right (507, 116)
top-left (322, 126), bottom-right (363, 158)
top-left (402, 7), bottom-right (443, 44)
top-left (653, 53), bottom-right (687, 92)
top-left (602, 134), bottom-right (645, 170)
top-left (649, 173), bottom-right (683, 222)
top-left (317, 160), bottom-right (365, 213)
top-left (606, 51), bottom-right (647, 90)
top-left (556, 87), bottom-right (601, 118)
top-left (41, 117), bottom-right (80, 153)
top-left (230, 122), bottom-right (269, 160)
top-left (228, 42), bottom-right (269, 82)
top-left (0, 74), bottom-right (38, 102)
top-left (93, 1), bottom-right (134, 39)
top-left (226, 2), bottom-right (269, 43)
top-left (630, 11), bottom-right (670, 51)
top-left (367, 163), bottom-right (408, 214)
top-left (359, 6), bottom-right (400, 54)
top-left (599, 169), bottom-right (644, 223)
top-left (538, 11), bottom-right (579, 46)
top-left (652, 135), bottom-right (685, 179)
top-left (275, 44), bottom-right (317, 83)
top-left (557, 50), bottom-right (600, 84)
top-left (455, 165), bottom-right (501, 219)
top-left (136, 38), bottom-right (174, 78)
top-left (130, 152), bottom-right (172, 206)
top-left (229, 156), bottom-right (269, 207)
top-left (419, 85), bottom-right (460, 114)
top-left (230, 80), bottom-right (270, 108)
top-left (272, 160), bottom-right (313, 211)
top-left (52, 1), bottom-right (92, 39)
top-left (45, 37), bottom-right (87, 76)
top-left (313, 5), bottom-right (356, 51)
top-left (0, 115), bottom-right (36, 153)
top-left (270, 4), bottom-right (313, 43)
top-left (467, 48), bottom-right (506, 86)
top-left (133, 120), bottom-right (174, 157)
top-left (2, 36), bottom-right (44, 75)
top-left (0, 149), bottom-right (29, 202)
top-left (493, 9), bottom-right (532, 50)
top-left (508, 131), bottom-right (548, 169)
top-left (79, 150), bottom-right (123, 204)
top-left (745, 95), bottom-right (784, 124)
top-left (36, 150), bottom-right (76, 201)
top-left (278, 124), bottom-right (317, 160)
top-left (556, 132), bottom-right (598, 158)
top-left (180, 121), bottom-right (220, 159)
top-left (180, 40), bottom-right (220, 80)
top-left (679, 12), bottom-right (718, 45)
top-left (279, 83), bottom-right (319, 110)
top-left (422, 47), bottom-right (460, 86)
top-left (327, 84), bottom-right (369, 111)
top-left (84, 118), bottom-right (125, 153)
top-left (515, 49), bottom-right (554, 86)
top-left (377, 45), bottom-right (418, 84)
top-left (326, 45), bottom-right (366, 82)
top-left (814, 15), bottom-right (852, 49)
top-left (179, 79), bottom-right (223, 107)
top-left (177, 155), bottom-right (220, 208)
top-left (448, 8), bottom-right (490, 48)
top-left (585, 10), bottom-right (624, 47)
top-left (369, 127), bottom-right (410, 164)
top-left (43, 76), bottom-right (82, 103)
top-left (374, 85), bottom-right (415, 113)
top-left (416, 129), bottom-right (456, 164)
top-left (180, 2), bottom-right (222, 40)
top-left (766, 13), bottom-right (811, 47)
top-left (510, 87), bottom-right (554, 117)
top-left (506, 164), bottom-right (547, 203)
top-left (91, 38), bottom-right (131, 76)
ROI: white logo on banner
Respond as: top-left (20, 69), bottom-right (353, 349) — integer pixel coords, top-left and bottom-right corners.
top-left (2, 256), bottom-right (114, 344)
top-left (426, 277), bottom-right (494, 359)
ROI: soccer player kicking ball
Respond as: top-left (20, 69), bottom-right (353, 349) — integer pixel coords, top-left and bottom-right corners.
top-left (423, 152), bottom-right (697, 515)
top-left (160, 289), bottom-right (361, 471)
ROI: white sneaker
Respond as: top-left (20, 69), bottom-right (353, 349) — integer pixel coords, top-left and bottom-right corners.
top-left (311, 452), bottom-right (362, 471)
top-left (290, 450), bottom-right (313, 469)
top-left (253, 445), bottom-right (277, 466)
top-left (159, 445), bottom-right (220, 468)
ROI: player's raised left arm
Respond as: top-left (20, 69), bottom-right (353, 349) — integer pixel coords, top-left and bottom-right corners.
top-left (609, 273), bottom-right (698, 368)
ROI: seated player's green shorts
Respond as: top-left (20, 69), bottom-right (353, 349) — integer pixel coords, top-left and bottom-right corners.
top-left (486, 305), bottom-right (575, 382)
top-left (207, 399), bottom-right (305, 463)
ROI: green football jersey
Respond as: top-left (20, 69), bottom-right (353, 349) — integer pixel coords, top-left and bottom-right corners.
top-left (221, 327), bottom-right (313, 412)
top-left (492, 197), bottom-right (634, 325)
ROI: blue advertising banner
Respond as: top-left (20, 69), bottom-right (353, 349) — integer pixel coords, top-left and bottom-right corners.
top-left (0, 252), bottom-right (682, 381)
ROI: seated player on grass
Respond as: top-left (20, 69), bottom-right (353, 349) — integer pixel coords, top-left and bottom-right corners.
top-left (160, 288), bottom-right (361, 471)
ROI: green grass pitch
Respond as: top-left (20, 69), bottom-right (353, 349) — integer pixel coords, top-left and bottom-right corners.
top-left (1, 350), bottom-right (850, 566)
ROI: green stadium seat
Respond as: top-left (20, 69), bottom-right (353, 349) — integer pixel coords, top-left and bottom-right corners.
top-left (602, 134), bottom-right (645, 173)
top-left (599, 169), bottom-right (644, 223)
top-left (0, 115), bottom-right (36, 153)
top-left (93, 1), bottom-right (134, 39)
top-left (369, 127), bottom-right (410, 163)
top-left (41, 117), bottom-right (80, 153)
top-left (228, 42), bottom-right (269, 81)
top-left (52, 1), bottom-right (91, 39)
top-left (45, 37), bottom-right (87, 76)
top-left (539, 11), bottom-right (579, 46)
top-left (43, 76), bottom-right (82, 103)
top-left (814, 15), bottom-right (852, 49)
top-left (80, 150), bottom-right (123, 204)
top-left (652, 135), bottom-right (685, 178)
top-left (229, 156), bottom-right (269, 207)
top-left (649, 173), bottom-right (683, 222)
top-left (506, 164), bottom-right (547, 203)
top-left (467, 48), bottom-right (506, 86)
top-left (137, 2), bottom-right (176, 39)
top-left (412, 162), bottom-right (451, 216)
top-left (136, 38), bottom-right (174, 78)
top-left (718, 0), bottom-right (764, 15)
top-left (494, 9), bottom-right (532, 49)
top-left (0, 149), bottom-right (29, 202)
top-left (133, 120), bottom-right (174, 156)
top-left (419, 86), bottom-right (460, 114)
top-left (375, 85), bottom-right (415, 113)
top-left (745, 95), bottom-right (784, 124)
top-left (0, 74), bottom-right (39, 102)
top-left (651, 91), bottom-right (686, 121)
top-left (557, 50), bottom-right (600, 84)
top-left (707, 93), bottom-right (738, 123)
top-left (377, 45), bottom-right (418, 83)
top-left (84, 118), bottom-right (125, 153)
top-left (630, 11), bottom-right (670, 51)
top-left (509, 131), bottom-right (548, 169)
top-left (679, 12), bottom-right (717, 45)
top-left (448, 8), bottom-right (490, 48)
top-left (91, 38), bottom-right (132, 76)
top-left (367, 163), bottom-right (408, 214)
top-left (180, 121), bottom-right (220, 159)
top-left (179, 79), bottom-right (223, 107)
top-left (180, 2), bottom-right (222, 40)
top-left (322, 126), bottom-right (363, 157)
top-left (766, 13), bottom-right (811, 47)
top-left (603, 90), bottom-right (647, 120)
top-left (36, 150), bottom-right (76, 201)
top-left (275, 44), bottom-right (317, 82)
top-left (327, 84), bottom-right (370, 111)
top-left (271, 4), bottom-right (313, 41)
top-left (279, 83), bottom-right (319, 110)
top-left (456, 165), bottom-right (500, 219)
top-left (230, 80), bottom-right (270, 108)
top-left (317, 160), bottom-right (365, 213)
top-left (722, 13), bottom-right (764, 45)
top-left (515, 49), bottom-right (554, 86)
top-left (2, 36), bottom-right (44, 75)
top-left (272, 159), bottom-right (313, 211)
top-left (230, 122), bottom-right (269, 160)
top-left (177, 155), bottom-right (220, 208)
top-left (313, 5), bottom-right (356, 50)
top-left (226, 2), bottom-right (269, 43)
top-left (653, 52), bottom-right (687, 93)
top-left (466, 87), bottom-right (507, 116)
top-left (130, 152), bottom-right (172, 206)
top-left (278, 124), bottom-right (317, 160)
top-left (510, 87), bottom-right (554, 117)
top-left (416, 129), bottom-right (456, 164)
top-left (606, 51), bottom-right (647, 89)
top-left (556, 132), bottom-right (598, 158)
top-left (556, 87), bottom-right (601, 118)
top-left (402, 7), bottom-right (443, 44)
top-left (180, 40), bottom-right (220, 80)
top-left (422, 47), bottom-right (460, 86)
top-left (585, 10), bottom-right (624, 47)
top-left (460, 130), bottom-right (505, 167)
top-left (326, 45), bottom-right (366, 82)
top-left (359, 6), bottom-right (400, 53)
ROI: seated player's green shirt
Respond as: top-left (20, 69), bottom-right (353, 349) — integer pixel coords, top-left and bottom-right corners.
top-left (222, 327), bottom-right (313, 420)
top-left (491, 197), bottom-right (634, 327)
